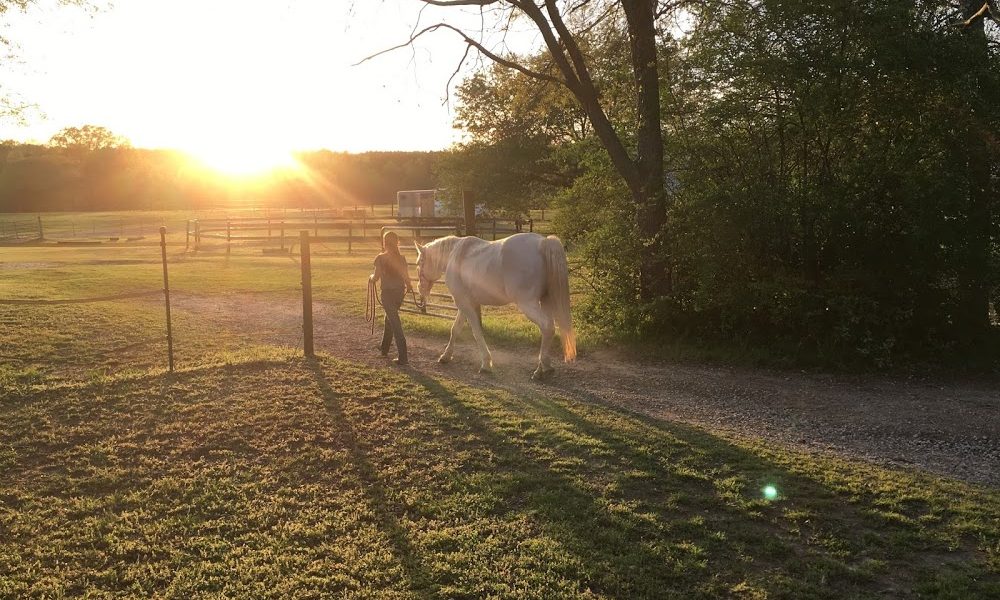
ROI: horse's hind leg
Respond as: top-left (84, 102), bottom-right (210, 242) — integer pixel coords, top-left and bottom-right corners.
top-left (439, 311), bottom-right (467, 364)
top-left (517, 300), bottom-right (555, 380)
top-left (461, 302), bottom-right (493, 373)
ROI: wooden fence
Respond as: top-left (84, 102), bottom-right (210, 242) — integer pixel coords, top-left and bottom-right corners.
top-left (188, 215), bottom-right (533, 254)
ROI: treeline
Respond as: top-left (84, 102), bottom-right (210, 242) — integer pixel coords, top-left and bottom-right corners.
top-left (444, 0), bottom-right (999, 368)
top-left (0, 143), bottom-right (439, 212)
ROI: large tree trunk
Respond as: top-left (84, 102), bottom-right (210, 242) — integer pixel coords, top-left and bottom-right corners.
top-left (956, 0), bottom-right (993, 339)
top-left (622, 0), bottom-right (670, 299)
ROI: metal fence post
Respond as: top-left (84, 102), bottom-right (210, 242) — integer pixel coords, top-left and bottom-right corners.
top-left (300, 231), bottom-right (314, 357)
top-left (280, 222), bottom-right (285, 250)
top-left (185, 220), bottom-right (190, 251)
top-left (159, 227), bottom-right (174, 372)
top-left (227, 220), bottom-right (232, 255)
top-left (348, 222), bottom-right (352, 253)
top-left (37, 216), bottom-right (43, 240)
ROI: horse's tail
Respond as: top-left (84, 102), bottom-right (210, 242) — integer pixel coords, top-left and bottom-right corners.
top-left (541, 235), bottom-right (576, 362)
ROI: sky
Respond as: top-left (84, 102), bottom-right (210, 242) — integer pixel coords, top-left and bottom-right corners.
top-left (0, 0), bottom-right (540, 161)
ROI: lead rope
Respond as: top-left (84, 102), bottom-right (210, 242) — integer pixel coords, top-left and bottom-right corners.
top-left (411, 288), bottom-right (426, 313)
top-left (365, 277), bottom-right (382, 336)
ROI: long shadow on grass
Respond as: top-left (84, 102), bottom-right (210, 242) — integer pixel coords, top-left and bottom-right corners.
top-left (307, 360), bottom-right (436, 596)
top-left (408, 370), bottom-right (724, 597)
top-left (408, 371), bottom-right (996, 599)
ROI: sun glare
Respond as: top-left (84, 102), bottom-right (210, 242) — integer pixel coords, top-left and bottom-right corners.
top-left (186, 143), bottom-right (301, 178)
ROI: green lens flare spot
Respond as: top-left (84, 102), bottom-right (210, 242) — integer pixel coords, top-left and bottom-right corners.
top-left (763, 485), bottom-right (779, 500)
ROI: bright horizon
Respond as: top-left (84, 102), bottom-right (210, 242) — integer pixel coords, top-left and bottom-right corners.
top-left (0, 0), bottom-right (540, 169)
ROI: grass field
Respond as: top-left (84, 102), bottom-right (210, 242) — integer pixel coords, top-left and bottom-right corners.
top-left (1, 219), bottom-right (998, 598)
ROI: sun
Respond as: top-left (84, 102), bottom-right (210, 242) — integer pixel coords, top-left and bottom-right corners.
top-left (186, 142), bottom-right (300, 177)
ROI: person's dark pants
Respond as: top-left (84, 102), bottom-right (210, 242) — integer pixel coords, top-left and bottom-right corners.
top-left (380, 286), bottom-right (407, 361)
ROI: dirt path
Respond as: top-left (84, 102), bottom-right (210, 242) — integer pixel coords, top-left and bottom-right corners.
top-left (168, 292), bottom-right (1000, 488)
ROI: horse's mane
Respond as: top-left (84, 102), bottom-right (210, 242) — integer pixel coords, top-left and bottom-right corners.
top-left (424, 235), bottom-right (466, 268)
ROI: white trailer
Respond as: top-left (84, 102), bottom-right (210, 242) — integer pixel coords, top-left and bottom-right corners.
top-left (396, 190), bottom-right (439, 218)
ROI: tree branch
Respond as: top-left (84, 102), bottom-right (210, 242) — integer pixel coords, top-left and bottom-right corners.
top-left (417, 0), bottom-right (499, 6)
top-left (354, 22), bottom-right (565, 86)
top-left (952, 2), bottom-right (998, 27)
top-left (444, 43), bottom-right (473, 106)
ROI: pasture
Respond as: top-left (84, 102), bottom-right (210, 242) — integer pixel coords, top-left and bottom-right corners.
top-left (1, 220), bottom-right (998, 598)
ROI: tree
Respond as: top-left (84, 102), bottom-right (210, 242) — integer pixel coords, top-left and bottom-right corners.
top-left (370, 0), bottom-right (675, 301)
top-left (1, 1), bottom-right (90, 122)
top-left (954, 0), bottom-right (999, 338)
top-left (48, 125), bottom-right (131, 152)
top-left (437, 60), bottom-right (588, 214)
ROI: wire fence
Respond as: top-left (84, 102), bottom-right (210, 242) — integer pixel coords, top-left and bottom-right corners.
top-left (1, 228), bottom-right (176, 372)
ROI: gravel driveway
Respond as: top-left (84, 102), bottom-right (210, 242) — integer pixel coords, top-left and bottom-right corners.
top-left (169, 293), bottom-right (1000, 488)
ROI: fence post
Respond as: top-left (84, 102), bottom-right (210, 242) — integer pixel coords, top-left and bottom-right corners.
top-left (227, 220), bottom-right (231, 255)
top-left (37, 216), bottom-right (43, 240)
top-left (268, 218), bottom-right (272, 239)
top-left (185, 220), bottom-right (190, 251)
top-left (13, 221), bottom-right (17, 239)
top-left (280, 222), bottom-right (285, 250)
top-left (159, 227), bottom-right (175, 372)
top-left (492, 218), bottom-right (497, 241)
top-left (362, 215), bottom-right (366, 239)
top-left (300, 230), bottom-right (314, 357)
top-left (194, 220), bottom-right (200, 248)
top-left (314, 215), bottom-right (318, 237)
top-left (462, 190), bottom-right (477, 237)
top-left (529, 218), bottom-right (534, 233)
top-left (348, 222), bottom-right (352, 253)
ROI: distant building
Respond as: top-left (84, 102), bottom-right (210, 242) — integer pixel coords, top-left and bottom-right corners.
top-left (396, 189), bottom-right (440, 218)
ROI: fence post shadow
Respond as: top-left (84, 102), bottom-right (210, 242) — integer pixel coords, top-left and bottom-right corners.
top-left (306, 360), bottom-right (435, 596)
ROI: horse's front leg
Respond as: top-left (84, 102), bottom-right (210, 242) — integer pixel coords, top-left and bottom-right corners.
top-left (439, 310), bottom-right (467, 364)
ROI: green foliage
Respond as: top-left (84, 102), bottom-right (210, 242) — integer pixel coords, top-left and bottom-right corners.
top-left (437, 61), bottom-right (589, 216)
top-left (652, 0), bottom-right (1000, 365)
top-left (510, 0), bottom-right (1000, 367)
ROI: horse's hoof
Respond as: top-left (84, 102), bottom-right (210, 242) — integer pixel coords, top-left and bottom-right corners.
top-left (478, 366), bottom-right (493, 375)
top-left (532, 367), bottom-right (554, 381)
top-left (438, 354), bottom-right (452, 364)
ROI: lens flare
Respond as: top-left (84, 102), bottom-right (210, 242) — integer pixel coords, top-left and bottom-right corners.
top-left (762, 485), bottom-right (779, 500)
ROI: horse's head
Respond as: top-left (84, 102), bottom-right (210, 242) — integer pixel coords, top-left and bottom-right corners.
top-left (414, 241), bottom-right (443, 305)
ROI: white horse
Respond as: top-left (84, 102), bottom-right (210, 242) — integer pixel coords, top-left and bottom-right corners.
top-left (415, 233), bottom-right (576, 379)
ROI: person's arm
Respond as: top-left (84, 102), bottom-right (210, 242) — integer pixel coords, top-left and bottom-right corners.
top-left (402, 256), bottom-right (414, 292)
top-left (371, 256), bottom-right (382, 282)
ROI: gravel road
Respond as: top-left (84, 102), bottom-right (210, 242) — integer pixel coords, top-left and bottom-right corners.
top-left (169, 293), bottom-right (1000, 488)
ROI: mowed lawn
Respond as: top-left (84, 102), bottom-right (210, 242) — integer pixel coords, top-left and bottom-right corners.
top-left (1, 233), bottom-right (999, 598)
top-left (3, 349), bottom-right (999, 599)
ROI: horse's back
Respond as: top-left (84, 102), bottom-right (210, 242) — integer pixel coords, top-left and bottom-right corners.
top-left (499, 234), bottom-right (550, 301)
top-left (448, 233), bottom-right (549, 306)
